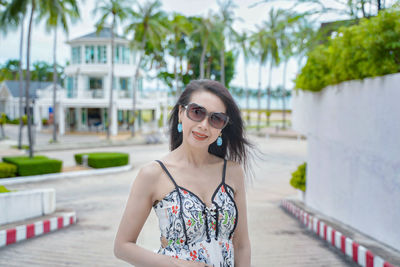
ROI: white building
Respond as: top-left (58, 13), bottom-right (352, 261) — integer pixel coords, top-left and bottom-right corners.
top-left (0, 27), bottom-right (168, 136)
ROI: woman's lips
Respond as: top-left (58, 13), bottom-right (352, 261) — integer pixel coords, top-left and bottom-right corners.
top-left (192, 131), bottom-right (208, 141)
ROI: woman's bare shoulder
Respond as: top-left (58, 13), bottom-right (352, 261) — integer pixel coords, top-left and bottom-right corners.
top-left (135, 161), bottom-right (164, 186)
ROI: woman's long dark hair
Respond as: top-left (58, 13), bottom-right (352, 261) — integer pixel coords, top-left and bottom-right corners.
top-left (169, 79), bottom-right (253, 171)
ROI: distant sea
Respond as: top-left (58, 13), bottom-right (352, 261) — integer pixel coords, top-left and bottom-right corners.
top-left (159, 88), bottom-right (292, 110)
top-left (233, 95), bottom-right (292, 110)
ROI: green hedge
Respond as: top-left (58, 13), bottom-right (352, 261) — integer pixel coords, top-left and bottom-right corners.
top-left (0, 162), bottom-right (17, 178)
top-left (74, 153), bottom-right (85, 165)
top-left (74, 152), bottom-right (129, 168)
top-left (296, 9), bottom-right (400, 92)
top-left (290, 162), bottom-right (306, 192)
top-left (3, 156), bottom-right (62, 176)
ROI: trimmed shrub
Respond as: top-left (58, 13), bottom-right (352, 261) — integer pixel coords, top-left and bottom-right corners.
top-left (74, 152), bottom-right (129, 168)
top-left (290, 162), bottom-right (307, 192)
top-left (0, 162), bottom-right (17, 178)
top-left (3, 156), bottom-right (62, 176)
top-left (74, 153), bottom-right (87, 165)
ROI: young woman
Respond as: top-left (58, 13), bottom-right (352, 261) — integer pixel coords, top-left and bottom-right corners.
top-left (114, 80), bottom-right (252, 266)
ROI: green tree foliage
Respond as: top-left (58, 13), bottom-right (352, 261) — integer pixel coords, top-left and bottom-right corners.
top-left (0, 60), bottom-right (64, 83)
top-left (296, 9), bottom-right (400, 92)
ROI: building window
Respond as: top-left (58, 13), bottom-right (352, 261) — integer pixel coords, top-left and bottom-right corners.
top-left (89, 77), bottom-right (103, 90)
top-left (97, 45), bottom-right (107, 64)
top-left (122, 46), bottom-right (130, 64)
top-left (114, 45), bottom-right (120, 63)
top-left (120, 78), bottom-right (128, 90)
top-left (114, 45), bottom-right (129, 64)
top-left (85, 45), bottom-right (95, 63)
top-left (71, 47), bottom-right (81, 64)
top-left (66, 77), bottom-right (73, 98)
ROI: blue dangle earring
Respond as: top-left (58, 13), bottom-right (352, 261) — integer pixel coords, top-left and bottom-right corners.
top-left (216, 133), bottom-right (223, 146)
top-left (177, 119), bottom-right (182, 133)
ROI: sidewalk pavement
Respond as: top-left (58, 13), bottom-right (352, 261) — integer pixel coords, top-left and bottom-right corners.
top-left (247, 126), bottom-right (307, 140)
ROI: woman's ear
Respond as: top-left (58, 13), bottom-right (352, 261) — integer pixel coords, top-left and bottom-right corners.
top-left (178, 105), bottom-right (184, 121)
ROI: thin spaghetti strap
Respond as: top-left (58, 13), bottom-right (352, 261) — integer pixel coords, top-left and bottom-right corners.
top-left (154, 160), bottom-right (189, 246)
top-left (155, 160), bottom-right (179, 188)
top-left (222, 159), bottom-right (227, 184)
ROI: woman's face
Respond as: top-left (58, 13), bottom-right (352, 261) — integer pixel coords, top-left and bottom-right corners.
top-left (179, 90), bottom-right (227, 149)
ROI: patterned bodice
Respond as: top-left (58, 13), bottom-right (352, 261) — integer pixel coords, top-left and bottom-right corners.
top-left (153, 160), bottom-right (238, 266)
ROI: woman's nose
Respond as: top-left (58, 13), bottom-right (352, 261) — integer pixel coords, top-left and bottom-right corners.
top-left (198, 116), bottom-right (209, 129)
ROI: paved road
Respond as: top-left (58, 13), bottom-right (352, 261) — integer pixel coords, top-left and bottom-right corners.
top-left (0, 136), bottom-right (358, 266)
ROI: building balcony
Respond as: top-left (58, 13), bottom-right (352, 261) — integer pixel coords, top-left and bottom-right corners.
top-left (82, 89), bottom-right (104, 99)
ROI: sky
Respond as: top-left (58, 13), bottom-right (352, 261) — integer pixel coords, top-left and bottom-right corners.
top-left (0, 0), bottom-right (342, 90)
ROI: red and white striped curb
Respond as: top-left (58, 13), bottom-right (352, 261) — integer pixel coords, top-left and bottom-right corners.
top-left (281, 200), bottom-right (397, 267)
top-left (0, 212), bottom-right (76, 248)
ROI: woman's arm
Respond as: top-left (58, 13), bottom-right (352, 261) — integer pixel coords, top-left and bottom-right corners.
top-left (114, 162), bottom-right (207, 267)
top-left (230, 163), bottom-right (251, 266)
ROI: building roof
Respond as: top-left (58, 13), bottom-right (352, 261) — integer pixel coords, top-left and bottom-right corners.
top-left (2, 80), bottom-right (53, 98)
top-left (69, 27), bottom-right (125, 42)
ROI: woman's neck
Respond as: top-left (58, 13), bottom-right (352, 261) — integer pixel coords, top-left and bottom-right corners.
top-left (174, 142), bottom-right (211, 167)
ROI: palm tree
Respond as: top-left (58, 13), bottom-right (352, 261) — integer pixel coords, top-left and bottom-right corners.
top-left (40, 0), bottom-right (80, 142)
top-left (25, 0), bottom-right (35, 157)
top-left (293, 18), bottom-right (317, 69)
top-left (124, 0), bottom-right (168, 136)
top-left (216, 0), bottom-right (237, 86)
top-left (263, 8), bottom-right (288, 126)
top-left (250, 27), bottom-right (269, 131)
top-left (94, 0), bottom-right (129, 139)
top-left (233, 31), bottom-right (252, 125)
top-left (192, 13), bottom-right (215, 80)
top-left (169, 12), bottom-right (192, 97)
top-left (2, 0), bottom-right (45, 157)
top-left (277, 12), bottom-right (304, 129)
top-left (0, 2), bottom-right (27, 149)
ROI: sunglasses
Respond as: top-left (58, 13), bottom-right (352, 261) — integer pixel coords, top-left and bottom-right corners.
top-left (182, 103), bottom-right (229, 129)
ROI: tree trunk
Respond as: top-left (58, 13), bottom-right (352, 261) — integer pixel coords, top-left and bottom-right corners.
top-left (244, 59), bottom-right (250, 125)
top-left (206, 56), bottom-right (212, 79)
top-left (18, 18), bottom-right (24, 149)
top-left (220, 42), bottom-right (225, 86)
top-left (131, 35), bottom-right (147, 137)
top-left (0, 124), bottom-right (4, 139)
top-left (108, 17), bottom-right (115, 140)
top-left (179, 55), bottom-right (183, 93)
top-left (26, 2), bottom-right (35, 158)
top-left (52, 27), bottom-right (58, 142)
top-left (257, 58), bottom-right (262, 132)
top-left (282, 60), bottom-right (288, 129)
top-left (377, 0), bottom-right (382, 10)
top-left (361, 0), bottom-right (367, 17)
top-left (174, 38), bottom-right (179, 98)
top-left (266, 60), bottom-right (273, 127)
top-left (199, 35), bottom-right (208, 79)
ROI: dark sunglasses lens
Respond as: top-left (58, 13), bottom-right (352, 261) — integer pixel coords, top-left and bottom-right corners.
top-left (187, 104), bottom-right (206, 122)
top-left (210, 113), bottom-right (228, 129)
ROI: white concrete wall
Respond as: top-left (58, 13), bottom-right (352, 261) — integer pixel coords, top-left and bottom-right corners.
top-left (292, 73), bottom-right (400, 251)
top-left (0, 189), bottom-right (56, 225)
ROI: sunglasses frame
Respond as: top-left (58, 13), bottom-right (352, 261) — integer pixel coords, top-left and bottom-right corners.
top-left (182, 102), bottom-right (230, 129)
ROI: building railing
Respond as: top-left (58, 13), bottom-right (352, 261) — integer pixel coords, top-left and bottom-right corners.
top-left (82, 89), bottom-right (104, 99)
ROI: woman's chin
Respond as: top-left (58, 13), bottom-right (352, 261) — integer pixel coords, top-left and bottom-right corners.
top-left (187, 136), bottom-right (211, 148)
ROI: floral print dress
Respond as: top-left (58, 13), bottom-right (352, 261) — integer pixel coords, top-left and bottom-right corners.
top-left (153, 160), bottom-right (238, 267)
